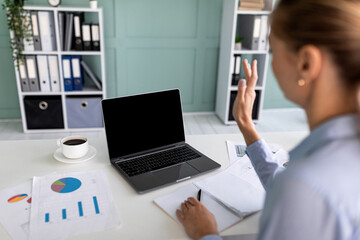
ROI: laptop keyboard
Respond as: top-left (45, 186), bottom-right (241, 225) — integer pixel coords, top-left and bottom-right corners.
top-left (116, 146), bottom-right (201, 177)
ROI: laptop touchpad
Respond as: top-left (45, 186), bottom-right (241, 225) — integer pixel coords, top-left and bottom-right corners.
top-left (155, 163), bottom-right (199, 182)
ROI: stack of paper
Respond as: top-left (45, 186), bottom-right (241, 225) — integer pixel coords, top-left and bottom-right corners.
top-left (0, 170), bottom-right (120, 240)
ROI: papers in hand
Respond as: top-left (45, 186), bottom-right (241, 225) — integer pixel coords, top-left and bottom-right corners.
top-left (154, 155), bottom-right (266, 232)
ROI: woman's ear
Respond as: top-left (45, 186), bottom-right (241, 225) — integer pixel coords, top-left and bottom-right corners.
top-left (296, 45), bottom-right (323, 84)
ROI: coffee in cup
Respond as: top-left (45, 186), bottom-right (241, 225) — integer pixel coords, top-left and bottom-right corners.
top-left (57, 136), bottom-right (89, 159)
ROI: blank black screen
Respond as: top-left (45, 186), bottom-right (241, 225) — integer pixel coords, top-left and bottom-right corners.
top-left (102, 89), bottom-right (185, 159)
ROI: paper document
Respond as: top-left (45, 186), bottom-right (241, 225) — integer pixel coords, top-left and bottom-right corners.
top-left (154, 184), bottom-right (243, 232)
top-left (0, 180), bottom-right (32, 240)
top-left (195, 156), bottom-right (265, 216)
top-left (155, 155), bottom-right (266, 232)
top-left (29, 170), bottom-right (120, 240)
top-left (226, 141), bottom-right (289, 167)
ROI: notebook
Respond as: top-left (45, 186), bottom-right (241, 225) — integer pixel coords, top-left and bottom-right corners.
top-left (101, 89), bottom-right (221, 193)
top-left (154, 154), bottom-right (265, 232)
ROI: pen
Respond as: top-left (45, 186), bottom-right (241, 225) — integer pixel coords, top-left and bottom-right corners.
top-left (197, 189), bottom-right (202, 201)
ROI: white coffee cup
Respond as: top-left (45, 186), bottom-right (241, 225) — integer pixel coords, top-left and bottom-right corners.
top-left (57, 136), bottom-right (89, 159)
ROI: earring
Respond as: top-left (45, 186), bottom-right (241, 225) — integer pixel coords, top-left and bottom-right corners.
top-left (298, 79), bottom-right (306, 87)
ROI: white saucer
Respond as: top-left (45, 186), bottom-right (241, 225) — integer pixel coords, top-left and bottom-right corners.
top-left (53, 145), bottom-right (97, 164)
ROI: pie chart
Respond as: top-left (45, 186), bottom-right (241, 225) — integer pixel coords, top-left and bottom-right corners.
top-left (8, 194), bottom-right (28, 203)
top-left (51, 177), bottom-right (82, 193)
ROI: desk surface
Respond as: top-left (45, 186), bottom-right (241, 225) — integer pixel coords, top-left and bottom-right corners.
top-left (0, 132), bottom-right (308, 240)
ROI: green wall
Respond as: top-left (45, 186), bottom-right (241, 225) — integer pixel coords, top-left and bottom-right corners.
top-left (0, 0), bottom-right (295, 119)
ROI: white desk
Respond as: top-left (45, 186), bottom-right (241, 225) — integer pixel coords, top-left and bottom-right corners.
top-left (0, 132), bottom-right (308, 240)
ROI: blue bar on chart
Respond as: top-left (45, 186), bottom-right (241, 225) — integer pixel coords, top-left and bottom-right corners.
top-left (62, 209), bottom-right (67, 220)
top-left (78, 201), bottom-right (83, 217)
top-left (45, 213), bottom-right (50, 223)
top-left (93, 196), bottom-right (100, 214)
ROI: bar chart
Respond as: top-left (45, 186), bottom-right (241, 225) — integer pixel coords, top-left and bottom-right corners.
top-left (43, 195), bottom-right (100, 223)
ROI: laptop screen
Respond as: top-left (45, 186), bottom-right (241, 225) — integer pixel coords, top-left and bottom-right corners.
top-left (102, 89), bottom-right (186, 159)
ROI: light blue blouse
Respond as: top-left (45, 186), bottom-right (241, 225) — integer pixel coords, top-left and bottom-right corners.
top-left (201, 114), bottom-right (360, 240)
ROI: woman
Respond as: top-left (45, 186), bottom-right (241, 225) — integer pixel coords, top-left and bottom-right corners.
top-left (176, 0), bottom-right (360, 239)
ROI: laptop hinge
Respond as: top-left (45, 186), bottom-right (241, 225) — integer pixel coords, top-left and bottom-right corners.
top-left (112, 142), bottom-right (185, 163)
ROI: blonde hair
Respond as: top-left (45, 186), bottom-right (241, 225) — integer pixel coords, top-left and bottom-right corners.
top-left (271, 0), bottom-right (360, 86)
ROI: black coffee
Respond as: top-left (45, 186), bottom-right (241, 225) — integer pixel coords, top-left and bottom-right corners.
top-left (64, 139), bottom-right (86, 145)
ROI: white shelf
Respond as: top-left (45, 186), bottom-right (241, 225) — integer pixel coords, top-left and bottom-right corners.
top-left (61, 51), bottom-right (101, 55)
top-left (215, 0), bottom-right (274, 125)
top-left (20, 92), bottom-right (62, 96)
top-left (23, 51), bottom-right (101, 55)
top-left (233, 49), bottom-right (268, 54)
top-left (236, 10), bottom-right (272, 15)
top-left (23, 6), bottom-right (102, 13)
top-left (12, 6), bottom-right (106, 133)
top-left (65, 91), bottom-right (103, 95)
top-left (229, 86), bottom-right (263, 91)
top-left (22, 51), bottom-right (58, 55)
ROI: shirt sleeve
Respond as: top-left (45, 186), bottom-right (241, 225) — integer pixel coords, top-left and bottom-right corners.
top-left (258, 173), bottom-right (337, 240)
top-left (200, 234), bottom-right (222, 240)
top-left (246, 139), bottom-right (285, 190)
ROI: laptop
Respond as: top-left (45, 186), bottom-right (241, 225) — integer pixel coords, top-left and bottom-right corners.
top-left (101, 89), bottom-right (221, 193)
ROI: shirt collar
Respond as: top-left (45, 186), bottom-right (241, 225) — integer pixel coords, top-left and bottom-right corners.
top-left (289, 114), bottom-right (360, 161)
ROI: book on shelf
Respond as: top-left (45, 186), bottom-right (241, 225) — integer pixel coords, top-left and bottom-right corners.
top-left (38, 11), bottom-right (57, 51)
top-left (57, 11), bottom-right (100, 51)
top-left (30, 11), bottom-right (41, 51)
top-left (91, 24), bottom-right (100, 51)
top-left (25, 55), bottom-right (40, 92)
top-left (80, 60), bottom-right (102, 90)
top-left (36, 55), bottom-right (51, 92)
top-left (236, 15), bottom-right (262, 50)
top-left (231, 54), bottom-right (242, 86)
top-left (64, 13), bottom-right (74, 51)
top-left (238, 0), bottom-right (265, 10)
top-left (19, 59), bottom-right (30, 92)
top-left (61, 55), bottom-right (73, 91)
top-left (48, 55), bottom-right (61, 92)
top-left (71, 55), bottom-right (83, 91)
top-left (23, 11), bottom-right (34, 51)
top-left (62, 55), bottom-right (88, 91)
top-left (73, 12), bottom-right (84, 50)
top-left (81, 24), bottom-right (92, 51)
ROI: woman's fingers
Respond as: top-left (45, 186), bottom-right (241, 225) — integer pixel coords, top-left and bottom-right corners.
top-left (176, 209), bottom-right (185, 223)
top-left (243, 59), bottom-right (251, 79)
top-left (242, 59), bottom-right (258, 89)
top-left (187, 197), bottom-right (199, 206)
top-left (248, 59), bottom-right (258, 89)
top-left (237, 79), bottom-right (246, 102)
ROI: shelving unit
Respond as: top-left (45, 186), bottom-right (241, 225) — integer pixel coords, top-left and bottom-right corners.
top-left (11, 6), bottom-right (106, 133)
top-left (215, 0), bottom-right (274, 124)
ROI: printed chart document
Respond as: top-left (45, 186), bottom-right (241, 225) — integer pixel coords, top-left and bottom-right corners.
top-left (29, 170), bottom-right (120, 240)
top-left (0, 180), bottom-right (32, 240)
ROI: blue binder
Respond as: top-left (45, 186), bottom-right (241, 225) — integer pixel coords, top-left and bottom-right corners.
top-left (61, 56), bottom-right (73, 91)
top-left (71, 56), bottom-right (83, 91)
